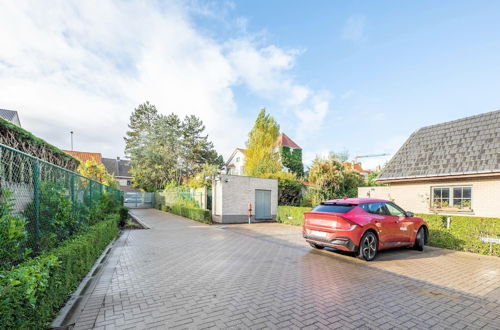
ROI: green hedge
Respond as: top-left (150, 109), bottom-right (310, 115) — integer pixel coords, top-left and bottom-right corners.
top-left (160, 204), bottom-right (211, 224)
top-left (277, 206), bottom-right (312, 226)
top-left (277, 206), bottom-right (500, 256)
top-left (0, 216), bottom-right (119, 329)
top-left (417, 213), bottom-right (500, 256)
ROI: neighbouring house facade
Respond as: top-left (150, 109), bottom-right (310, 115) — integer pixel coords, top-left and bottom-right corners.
top-left (358, 110), bottom-right (500, 218)
top-left (0, 108), bottom-right (21, 127)
top-left (101, 157), bottom-right (138, 192)
top-left (226, 148), bottom-right (247, 175)
top-left (226, 133), bottom-right (303, 175)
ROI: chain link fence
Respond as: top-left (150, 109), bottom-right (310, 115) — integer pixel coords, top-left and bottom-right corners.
top-left (0, 143), bottom-right (123, 268)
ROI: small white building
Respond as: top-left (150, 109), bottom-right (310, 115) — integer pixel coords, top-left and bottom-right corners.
top-left (212, 174), bottom-right (278, 223)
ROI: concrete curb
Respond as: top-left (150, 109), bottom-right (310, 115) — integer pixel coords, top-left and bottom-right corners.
top-left (129, 211), bottom-right (150, 229)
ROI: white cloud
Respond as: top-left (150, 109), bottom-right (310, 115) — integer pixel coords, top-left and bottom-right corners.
top-left (0, 0), bottom-right (332, 161)
top-left (341, 15), bottom-right (366, 41)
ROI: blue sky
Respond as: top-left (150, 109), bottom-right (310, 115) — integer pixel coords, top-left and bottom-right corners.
top-left (1, 1), bottom-right (499, 169)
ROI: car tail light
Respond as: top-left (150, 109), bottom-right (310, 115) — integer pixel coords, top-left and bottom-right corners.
top-left (330, 217), bottom-right (357, 231)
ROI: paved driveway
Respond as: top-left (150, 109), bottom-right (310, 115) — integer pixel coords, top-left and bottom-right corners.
top-left (73, 209), bottom-right (500, 329)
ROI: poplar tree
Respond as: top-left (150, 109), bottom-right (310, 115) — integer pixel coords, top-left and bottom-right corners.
top-left (243, 109), bottom-right (281, 176)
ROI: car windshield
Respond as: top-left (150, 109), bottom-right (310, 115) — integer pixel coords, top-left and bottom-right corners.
top-left (312, 203), bottom-right (355, 213)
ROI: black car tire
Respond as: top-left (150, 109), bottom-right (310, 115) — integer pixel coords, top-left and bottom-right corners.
top-left (309, 242), bottom-right (324, 249)
top-left (413, 227), bottom-right (425, 251)
top-left (357, 231), bottom-right (378, 261)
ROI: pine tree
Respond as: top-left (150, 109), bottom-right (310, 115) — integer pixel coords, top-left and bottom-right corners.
top-left (124, 101), bottom-right (159, 158)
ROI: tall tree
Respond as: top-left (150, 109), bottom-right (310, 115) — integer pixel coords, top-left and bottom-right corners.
top-left (124, 101), bottom-right (159, 158)
top-left (181, 115), bottom-right (223, 178)
top-left (243, 109), bottom-right (281, 176)
top-left (124, 104), bottom-right (223, 191)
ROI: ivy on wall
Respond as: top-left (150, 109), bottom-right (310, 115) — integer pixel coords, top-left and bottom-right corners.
top-left (279, 146), bottom-right (304, 177)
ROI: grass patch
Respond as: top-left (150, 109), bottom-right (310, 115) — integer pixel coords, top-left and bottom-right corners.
top-left (277, 205), bottom-right (312, 226)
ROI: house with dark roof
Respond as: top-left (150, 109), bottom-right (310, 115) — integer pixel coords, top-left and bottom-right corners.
top-left (101, 157), bottom-right (140, 192)
top-left (225, 133), bottom-right (303, 175)
top-left (358, 110), bottom-right (500, 217)
top-left (0, 109), bottom-right (21, 126)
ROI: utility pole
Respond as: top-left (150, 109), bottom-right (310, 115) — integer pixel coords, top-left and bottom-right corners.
top-left (70, 131), bottom-right (74, 151)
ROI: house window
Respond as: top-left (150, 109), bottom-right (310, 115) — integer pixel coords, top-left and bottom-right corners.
top-left (127, 180), bottom-right (132, 186)
top-left (431, 186), bottom-right (472, 210)
top-left (236, 157), bottom-right (240, 163)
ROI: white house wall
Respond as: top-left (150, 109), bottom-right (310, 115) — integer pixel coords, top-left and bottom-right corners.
top-left (358, 177), bottom-right (500, 218)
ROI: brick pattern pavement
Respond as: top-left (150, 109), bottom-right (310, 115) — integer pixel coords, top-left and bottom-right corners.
top-left (72, 209), bottom-right (500, 329)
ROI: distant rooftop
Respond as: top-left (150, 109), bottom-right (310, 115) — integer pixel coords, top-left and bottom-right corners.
top-left (275, 133), bottom-right (301, 149)
top-left (63, 150), bottom-right (102, 164)
top-left (102, 157), bottom-right (132, 178)
top-left (0, 109), bottom-right (21, 127)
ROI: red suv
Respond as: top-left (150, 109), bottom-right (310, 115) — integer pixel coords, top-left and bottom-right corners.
top-left (303, 198), bottom-right (428, 261)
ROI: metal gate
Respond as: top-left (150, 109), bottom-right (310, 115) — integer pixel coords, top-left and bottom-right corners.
top-left (124, 192), bottom-right (154, 208)
top-left (255, 189), bottom-right (272, 220)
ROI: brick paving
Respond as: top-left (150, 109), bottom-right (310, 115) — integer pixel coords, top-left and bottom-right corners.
top-left (72, 209), bottom-right (500, 329)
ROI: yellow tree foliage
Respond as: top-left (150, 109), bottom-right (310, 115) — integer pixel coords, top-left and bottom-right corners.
top-left (243, 109), bottom-right (281, 176)
top-left (78, 160), bottom-right (118, 188)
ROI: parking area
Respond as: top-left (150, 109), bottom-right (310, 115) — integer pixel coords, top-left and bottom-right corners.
top-left (73, 209), bottom-right (500, 329)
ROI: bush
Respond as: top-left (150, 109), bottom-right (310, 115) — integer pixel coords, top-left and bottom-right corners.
top-left (0, 217), bottom-right (119, 329)
top-left (0, 189), bottom-right (30, 268)
top-left (118, 206), bottom-right (129, 228)
top-left (277, 206), bottom-right (312, 226)
top-left (161, 204), bottom-right (211, 224)
top-left (261, 172), bottom-right (303, 206)
top-left (417, 213), bottom-right (500, 256)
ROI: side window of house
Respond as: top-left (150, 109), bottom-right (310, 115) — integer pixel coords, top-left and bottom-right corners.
top-left (360, 203), bottom-right (387, 215)
top-left (236, 157), bottom-right (240, 163)
top-left (431, 186), bottom-right (472, 210)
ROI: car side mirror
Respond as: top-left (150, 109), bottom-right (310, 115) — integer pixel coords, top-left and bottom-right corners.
top-left (406, 211), bottom-right (414, 217)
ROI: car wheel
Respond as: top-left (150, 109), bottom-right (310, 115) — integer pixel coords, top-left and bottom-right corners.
top-left (357, 231), bottom-right (378, 261)
top-left (309, 242), bottom-right (324, 249)
top-left (413, 227), bottom-right (425, 251)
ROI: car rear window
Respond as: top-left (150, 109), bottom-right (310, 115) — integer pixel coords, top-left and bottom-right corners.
top-left (312, 203), bottom-right (355, 213)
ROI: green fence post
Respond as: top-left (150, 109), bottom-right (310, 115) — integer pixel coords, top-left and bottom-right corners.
top-left (32, 161), bottom-right (40, 251)
top-left (89, 179), bottom-right (93, 207)
top-left (70, 174), bottom-right (75, 216)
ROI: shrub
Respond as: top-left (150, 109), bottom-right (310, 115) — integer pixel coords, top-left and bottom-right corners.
top-left (25, 181), bottom-right (81, 251)
top-left (0, 217), bottom-right (119, 329)
top-left (89, 192), bottom-right (121, 225)
top-left (417, 213), bottom-right (500, 256)
top-left (0, 189), bottom-right (30, 268)
top-left (162, 204), bottom-right (211, 224)
top-left (277, 206), bottom-right (312, 226)
top-left (261, 172), bottom-right (303, 206)
top-left (118, 206), bottom-right (129, 228)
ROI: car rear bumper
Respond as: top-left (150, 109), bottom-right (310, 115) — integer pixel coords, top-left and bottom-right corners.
top-left (304, 234), bottom-right (357, 252)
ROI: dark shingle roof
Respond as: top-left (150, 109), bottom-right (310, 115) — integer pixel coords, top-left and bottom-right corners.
top-left (102, 157), bottom-right (132, 178)
top-left (378, 110), bottom-right (500, 181)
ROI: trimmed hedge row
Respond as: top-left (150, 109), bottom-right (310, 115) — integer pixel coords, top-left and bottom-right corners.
top-left (159, 204), bottom-right (211, 224)
top-left (416, 213), bottom-right (500, 256)
top-left (0, 215), bottom-right (120, 329)
top-left (276, 206), bottom-right (500, 256)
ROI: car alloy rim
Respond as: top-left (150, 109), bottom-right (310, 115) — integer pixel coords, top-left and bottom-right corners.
top-left (362, 234), bottom-right (376, 259)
